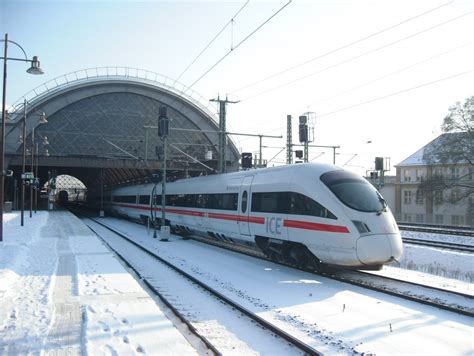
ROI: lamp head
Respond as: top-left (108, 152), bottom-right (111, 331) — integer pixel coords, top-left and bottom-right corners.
top-left (26, 56), bottom-right (44, 75)
top-left (38, 112), bottom-right (48, 124)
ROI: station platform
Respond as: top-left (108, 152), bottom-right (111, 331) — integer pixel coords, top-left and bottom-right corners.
top-left (0, 210), bottom-right (201, 355)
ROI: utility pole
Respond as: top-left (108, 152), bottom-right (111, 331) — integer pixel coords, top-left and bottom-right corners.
top-left (158, 106), bottom-right (169, 241)
top-left (286, 115), bottom-right (292, 164)
top-left (210, 95), bottom-right (239, 173)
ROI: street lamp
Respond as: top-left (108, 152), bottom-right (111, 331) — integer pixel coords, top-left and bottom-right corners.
top-left (16, 101), bottom-right (47, 225)
top-left (1, 33), bottom-right (44, 242)
top-left (29, 113), bottom-right (48, 218)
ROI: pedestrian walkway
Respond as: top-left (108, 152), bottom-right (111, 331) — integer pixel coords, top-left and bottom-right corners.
top-left (0, 211), bottom-right (200, 355)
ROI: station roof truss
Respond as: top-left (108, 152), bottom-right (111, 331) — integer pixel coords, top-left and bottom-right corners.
top-left (5, 67), bottom-right (240, 192)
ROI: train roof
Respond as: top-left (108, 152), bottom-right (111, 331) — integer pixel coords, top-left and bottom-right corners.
top-left (112, 163), bottom-right (342, 194)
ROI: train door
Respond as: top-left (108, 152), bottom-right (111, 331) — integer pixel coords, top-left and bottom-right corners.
top-left (238, 176), bottom-right (254, 237)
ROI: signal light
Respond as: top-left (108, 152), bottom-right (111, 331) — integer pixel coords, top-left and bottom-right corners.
top-left (241, 152), bottom-right (252, 169)
top-left (375, 157), bottom-right (384, 171)
top-left (158, 106), bottom-right (169, 138)
top-left (298, 115), bottom-right (308, 143)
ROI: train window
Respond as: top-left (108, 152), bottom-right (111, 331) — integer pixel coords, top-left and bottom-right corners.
top-left (154, 195), bottom-right (162, 205)
top-left (290, 192), bottom-right (337, 219)
top-left (222, 193), bottom-right (238, 210)
top-left (112, 195), bottom-right (136, 203)
top-left (139, 195), bottom-right (150, 205)
top-left (184, 194), bottom-right (197, 208)
top-left (196, 194), bottom-right (207, 208)
top-left (241, 191), bottom-right (248, 213)
top-left (207, 193), bottom-right (238, 210)
top-left (251, 192), bottom-right (290, 214)
top-left (321, 170), bottom-right (385, 213)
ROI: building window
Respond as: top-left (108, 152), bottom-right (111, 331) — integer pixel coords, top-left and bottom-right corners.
top-left (404, 190), bottom-right (412, 204)
top-left (416, 169), bottom-right (424, 182)
top-left (404, 170), bottom-right (411, 182)
top-left (434, 190), bottom-right (443, 205)
top-left (451, 215), bottom-right (464, 226)
top-left (433, 167), bottom-right (443, 178)
top-left (469, 168), bottom-right (474, 181)
top-left (415, 214), bottom-right (424, 223)
top-left (434, 214), bottom-right (443, 225)
top-left (451, 189), bottom-right (461, 203)
top-left (450, 167), bottom-right (460, 180)
top-left (404, 214), bottom-right (412, 222)
top-left (416, 190), bottom-right (424, 205)
top-left (469, 197), bottom-right (474, 208)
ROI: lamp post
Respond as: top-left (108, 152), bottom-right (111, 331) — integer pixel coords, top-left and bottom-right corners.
top-left (28, 113), bottom-right (47, 218)
top-left (20, 99), bottom-right (27, 226)
top-left (0, 33), bottom-right (44, 242)
top-left (158, 106), bottom-right (169, 242)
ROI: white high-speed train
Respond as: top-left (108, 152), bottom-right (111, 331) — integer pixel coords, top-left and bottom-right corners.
top-left (106, 163), bottom-right (403, 270)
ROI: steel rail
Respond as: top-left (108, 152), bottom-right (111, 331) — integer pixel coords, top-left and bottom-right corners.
top-left (402, 237), bottom-right (474, 253)
top-left (83, 215), bottom-right (322, 356)
top-left (171, 227), bottom-right (474, 317)
top-left (70, 205), bottom-right (474, 318)
top-left (84, 223), bottom-right (221, 356)
top-left (399, 224), bottom-right (474, 237)
top-left (354, 270), bottom-right (473, 300)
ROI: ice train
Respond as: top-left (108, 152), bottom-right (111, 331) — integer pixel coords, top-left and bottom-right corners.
top-left (107, 163), bottom-right (403, 269)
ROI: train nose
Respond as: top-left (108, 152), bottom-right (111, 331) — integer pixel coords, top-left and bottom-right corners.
top-left (356, 233), bottom-right (403, 265)
top-left (387, 233), bottom-right (403, 262)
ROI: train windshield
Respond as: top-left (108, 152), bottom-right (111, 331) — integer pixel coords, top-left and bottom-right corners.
top-left (320, 170), bottom-right (385, 213)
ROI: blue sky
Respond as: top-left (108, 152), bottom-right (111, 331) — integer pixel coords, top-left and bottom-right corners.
top-left (1, 0), bottom-right (473, 174)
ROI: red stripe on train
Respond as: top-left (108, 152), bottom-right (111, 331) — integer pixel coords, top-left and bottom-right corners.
top-left (113, 204), bottom-right (347, 232)
top-left (114, 204), bottom-right (264, 224)
top-left (283, 219), bottom-right (350, 233)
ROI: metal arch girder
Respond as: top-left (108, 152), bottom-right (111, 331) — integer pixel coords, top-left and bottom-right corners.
top-left (3, 77), bottom-right (240, 195)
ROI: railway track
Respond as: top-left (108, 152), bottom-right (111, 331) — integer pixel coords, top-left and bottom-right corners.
top-left (402, 237), bottom-right (474, 253)
top-left (70, 207), bottom-right (473, 318)
top-left (83, 216), bottom-right (323, 355)
top-left (398, 223), bottom-right (474, 237)
top-left (166, 225), bottom-right (474, 317)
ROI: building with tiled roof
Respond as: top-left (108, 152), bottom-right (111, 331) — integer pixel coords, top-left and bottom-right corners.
top-left (394, 133), bottom-right (473, 227)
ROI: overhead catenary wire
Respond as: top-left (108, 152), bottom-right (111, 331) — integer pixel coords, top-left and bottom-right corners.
top-left (175, 0), bottom-right (250, 83)
top-left (240, 68), bottom-right (474, 139)
top-left (316, 42), bottom-right (472, 105)
top-left (316, 69), bottom-right (474, 118)
top-left (238, 42), bottom-right (471, 137)
top-left (229, 0), bottom-right (455, 95)
top-left (187, 0), bottom-right (293, 90)
top-left (241, 10), bottom-right (473, 102)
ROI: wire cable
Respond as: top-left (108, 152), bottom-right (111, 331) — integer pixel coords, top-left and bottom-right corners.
top-left (188, 0), bottom-right (293, 90)
top-left (237, 42), bottom-right (471, 136)
top-left (241, 11), bottom-right (472, 102)
top-left (317, 69), bottom-right (473, 118)
top-left (316, 42), bottom-right (472, 105)
top-left (230, 0), bottom-right (454, 94)
top-left (175, 0), bottom-right (249, 83)
top-left (240, 68), bottom-right (473, 138)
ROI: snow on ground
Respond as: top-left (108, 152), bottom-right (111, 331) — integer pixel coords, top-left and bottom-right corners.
top-left (106, 216), bottom-right (473, 355)
top-left (0, 210), bottom-right (472, 355)
top-left (0, 211), bottom-right (200, 355)
top-left (396, 230), bottom-right (473, 283)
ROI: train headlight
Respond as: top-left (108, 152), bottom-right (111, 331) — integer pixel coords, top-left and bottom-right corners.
top-left (352, 220), bottom-right (371, 234)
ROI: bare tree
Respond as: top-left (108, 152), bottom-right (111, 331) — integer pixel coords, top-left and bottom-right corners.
top-left (419, 96), bottom-right (474, 205)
